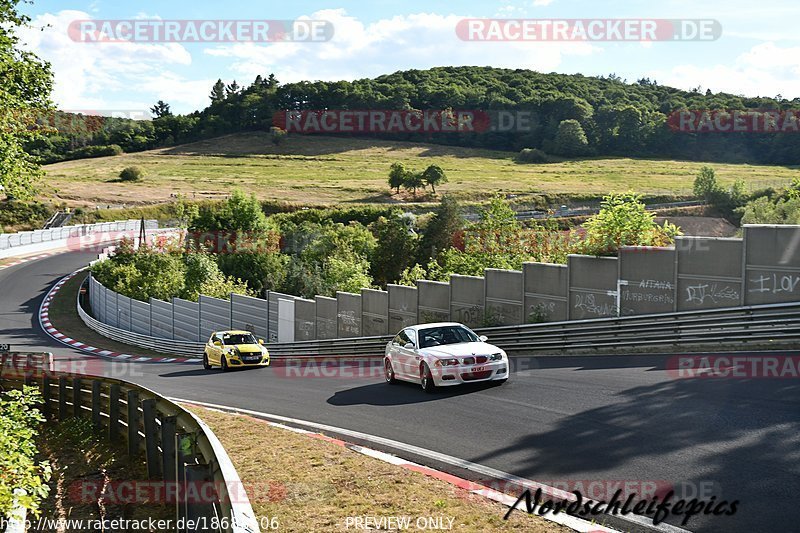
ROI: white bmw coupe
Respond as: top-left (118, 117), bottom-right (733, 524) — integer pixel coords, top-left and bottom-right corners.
top-left (383, 322), bottom-right (509, 392)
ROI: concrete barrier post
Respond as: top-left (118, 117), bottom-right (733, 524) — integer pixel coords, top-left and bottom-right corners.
top-left (127, 390), bottom-right (140, 457)
top-left (142, 398), bottom-right (160, 479)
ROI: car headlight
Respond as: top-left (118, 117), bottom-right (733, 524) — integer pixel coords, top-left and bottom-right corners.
top-left (434, 358), bottom-right (460, 367)
top-left (490, 353), bottom-right (504, 361)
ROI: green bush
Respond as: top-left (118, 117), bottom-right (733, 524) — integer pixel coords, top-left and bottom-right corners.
top-left (0, 386), bottom-right (51, 518)
top-left (516, 148), bottom-right (549, 163)
top-left (119, 166), bottom-right (144, 182)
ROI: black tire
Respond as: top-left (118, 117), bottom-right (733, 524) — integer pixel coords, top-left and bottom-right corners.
top-left (384, 358), bottom-right (397, 384)
top-left (494, 378), bottom-right (508, 386)
top-left (420, 362), bottom-right (435, 393)
top-left (202, 353), bottom-right (212, 370)
top-left (221, 355), bottom-right (229, 372)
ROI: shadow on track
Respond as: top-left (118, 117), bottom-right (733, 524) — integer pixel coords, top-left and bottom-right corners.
top-left (327, 379), bottom-right (503, 406)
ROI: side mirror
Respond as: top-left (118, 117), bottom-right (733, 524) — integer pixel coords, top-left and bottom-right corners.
top-left (258, 339), bottom-right (264, 345)
top-left (479, 335), bottom-right (488, 342)
top-left (403, 342), bottom-right (416, 350)
top-left (213, 341), bottom-right (222, 347)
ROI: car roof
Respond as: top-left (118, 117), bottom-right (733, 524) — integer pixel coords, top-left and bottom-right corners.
top-left (408, 322), bottom-right (464, 330)
top-left (214, 330), bottom-right (252, 335)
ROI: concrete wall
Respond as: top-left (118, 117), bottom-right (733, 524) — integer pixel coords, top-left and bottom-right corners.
top-left (743, 225), bottom-right (800, 305)
top-left (677, 237), bottom-right (743, 311)
top-left (315, 296), bottom-right (338, 339)
top-left (268, 291), bottom-right (294, 342)
top-left (450, 275), bottom-right (485, 328)
top-left (117, 294), bottom-right (132, 331)
top-left (172, 298), bottom-right (200, 342)
top-left (568, 255), bottom-right (618, 320)
top-left (388, 284), bottom-right (418, 333)
top-left (361, 289), bottom-right (389, 336)
top-left (231, 293), bottom-right (269, 341)
top-left (618, 247), bottom-right (676, 316)
top-left (150, 298), bottom-right (173, 339)
top-left (199, 295), bottom-right (231, 337)
top-left (130, 299), bottom-right (151, 335)
top-left (523, 262), bottom-right (568, 322)
top-left (484, 269), bottom-right (524, 326)
top-left (417, 281), bottom-right (450, 323)
top-left (294, 298), bottom-right (316, 341)
top-left (277, 298), bottom-right (295, 342)
top-left (337, 292), bottom-right (362, 338)
top-left (104, 287), bottom-right (118, 327)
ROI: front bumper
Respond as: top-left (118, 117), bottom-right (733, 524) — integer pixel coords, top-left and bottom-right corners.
top-left (227, 353), bottom-right (270, 367)
top-left (430, 359), bottom-right (508, 386)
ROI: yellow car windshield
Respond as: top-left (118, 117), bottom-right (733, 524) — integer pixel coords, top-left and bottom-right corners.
top-left (222, 334), bottom-right (257, 345)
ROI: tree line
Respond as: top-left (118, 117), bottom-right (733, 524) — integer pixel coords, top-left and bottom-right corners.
top-left (22, 67), bottom-right (800, 170)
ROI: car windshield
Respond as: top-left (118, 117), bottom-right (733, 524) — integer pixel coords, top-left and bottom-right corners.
top-left (418, 326), bottom-right (479, 348)
top-left (222, 333), bottom-right (257, 345)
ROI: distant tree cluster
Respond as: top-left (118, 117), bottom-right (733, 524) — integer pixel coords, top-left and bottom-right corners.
top-left (388, 162), bottom-right (447, 196)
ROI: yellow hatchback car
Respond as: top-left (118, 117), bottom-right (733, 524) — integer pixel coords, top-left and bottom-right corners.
top-left (203, 330), bottom-right (270, 371)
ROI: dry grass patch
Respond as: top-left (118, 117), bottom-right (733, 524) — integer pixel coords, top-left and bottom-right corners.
top-left (181, 404), bottom-right (570, 533)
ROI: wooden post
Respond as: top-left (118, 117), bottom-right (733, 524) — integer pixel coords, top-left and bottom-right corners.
top-left (107, 384), bottom-right (120, 441)
top-left (42, 375), bottom-right (51, 419)
top-left (127, 390), bottom-right (140, 457)
top-left (92, 380), bottom-right (102, 427)
top-left (58, 376), bottom-right (67, 420)
top-left (72, 377), bottom-right (82, 418)
top-left (142, 399), bottom-right (160, 479)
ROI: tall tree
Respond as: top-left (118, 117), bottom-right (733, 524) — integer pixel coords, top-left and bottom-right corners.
top-left (209, 79), bottom-right (226, 103)
top-left (0, 0), bottom-right (54, 199)
top-left (388, 162), bottom-right (408, 193)
top-left (149, 100), bottom-right (172, 118)
top-left (422, 164), bottom-right (447, 194)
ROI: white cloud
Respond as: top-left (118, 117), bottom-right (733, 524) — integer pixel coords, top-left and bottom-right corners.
top-left (533, 0), bottom-right (554, 6)
top-left (649, 42), bottom-right (800, 98)
top-left (19, 10), bottom-right (195, 112)
top-left (204, 9), bottom-right (596, 84)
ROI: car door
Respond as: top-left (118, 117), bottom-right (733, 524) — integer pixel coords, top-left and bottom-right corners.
top-left (209, 333), bottom-right (223, 365)
top-left (395, 328), bottom-right (419, 379)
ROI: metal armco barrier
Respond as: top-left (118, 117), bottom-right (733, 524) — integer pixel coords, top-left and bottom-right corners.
top-left (0, 360), bottom-right (260, 533)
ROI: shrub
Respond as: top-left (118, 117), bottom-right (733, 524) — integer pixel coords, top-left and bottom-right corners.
top-left (119, 166), bottom-right (144, 182)
top-left (0, 386), bottom-right (51, 518)
top-left (517, 148), bottom-right (549, 163)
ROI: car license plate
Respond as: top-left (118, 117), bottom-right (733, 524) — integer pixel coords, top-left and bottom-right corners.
top-left (472, 366), bottom-right (485, 372)
top-left (244, 356), bottom-right (260, 362)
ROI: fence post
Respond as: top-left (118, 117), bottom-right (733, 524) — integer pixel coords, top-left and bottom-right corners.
top-left (72, 377), bottom-right (82, 418)
top-left (92, 380), bottom-right (102, 427)
top-left (127, 390), bottom-right (140, 457)
top-left (42, 375), bottom-right (51, 419)
top-left (108, 384), bottom-right (120, 441)
top-left (58, 376), bottom-right (67, 420)
top-left (142, 398), bottom-right (160, 479)
top-left (161, 416), bottom-right (177, 483)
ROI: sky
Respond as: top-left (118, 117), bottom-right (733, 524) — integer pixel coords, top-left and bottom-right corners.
top-left (16, 0), bottom-right (800, 115)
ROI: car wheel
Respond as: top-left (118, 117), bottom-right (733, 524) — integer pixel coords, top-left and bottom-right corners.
top-left (221, 355), bottom-right (229, 372)
top-left (384, 358), bottom-right (397, 384)
top-left (420, 362), bottom-right (435, 393)
top-left (202, 353), bottom-right (212, 370)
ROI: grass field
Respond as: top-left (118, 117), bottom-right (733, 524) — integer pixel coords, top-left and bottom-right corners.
top-left (43, 132), bottom-right (800, 207)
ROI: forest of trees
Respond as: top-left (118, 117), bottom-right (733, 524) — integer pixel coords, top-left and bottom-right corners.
top-left (24, 67), bottom-right (800, 166)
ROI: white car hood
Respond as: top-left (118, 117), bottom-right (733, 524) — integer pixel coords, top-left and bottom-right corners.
top-left (421, 342), bottom-right (501, 358)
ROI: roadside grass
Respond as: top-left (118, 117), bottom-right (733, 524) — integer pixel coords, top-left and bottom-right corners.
top-left (46, 271), bottom-right (171, 359)
top-left (43, 132), bottom-right (799, 208)
top-left (180, 403), bottom-right (569, 533)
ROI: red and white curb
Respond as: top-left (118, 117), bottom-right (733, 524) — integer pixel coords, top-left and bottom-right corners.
top-left (0, 251), bottom-right (60, 270)
top-left (39, 270), bottom-right (195, 364)
top-left (173, 399), bottom-right (638, 533)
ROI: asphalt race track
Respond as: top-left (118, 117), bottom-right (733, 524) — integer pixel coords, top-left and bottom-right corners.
top-left (1, 251), bottom-right (798, 533)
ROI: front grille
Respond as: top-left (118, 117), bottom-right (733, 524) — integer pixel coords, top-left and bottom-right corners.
top-left (475, 356), bottom-right (488, 364)
top-left (461, 370), bottom-right (493, 381)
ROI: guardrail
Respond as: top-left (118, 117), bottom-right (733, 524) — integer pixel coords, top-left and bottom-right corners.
top-left (0, 220), bottom-right (158, 259)
top-left (0, 357), bottom-right (260, 533)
